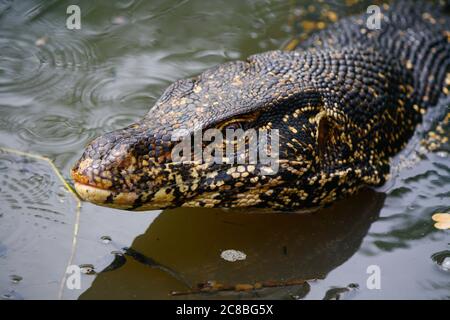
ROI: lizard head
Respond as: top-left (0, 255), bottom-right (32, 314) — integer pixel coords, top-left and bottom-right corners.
top-left (72, 50), bottom-right (381, 211)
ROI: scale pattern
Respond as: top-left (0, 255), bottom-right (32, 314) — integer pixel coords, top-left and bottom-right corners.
top-left (72, 0), bottom-right (450, 211)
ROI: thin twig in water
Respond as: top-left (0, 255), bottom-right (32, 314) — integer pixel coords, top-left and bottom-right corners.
top-left (0, 147), bottom-right (82, 300)
top-left (170, 279), bottom-right (312, 296)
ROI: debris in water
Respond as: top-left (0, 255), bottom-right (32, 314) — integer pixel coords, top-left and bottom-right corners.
top-left (112, 16), bottom-right (128, 25)
top-left (9, 275), bottom-right (22, 284)
top-left (432, 213), bottom-right (450, 230)
top-left (323, 283), bottom-right (359, 300)
top-left (100, 235), bottom-right (112, 244)
top-left (431, 250), bottom-right (450, 272)
top-left (79, 264), bottom-right (96, 275)
top-left (1, 290), bottom-right (23, 300)
top-left (170, 278), bottom-right (311, 296)
top-left (220, 249), bottom-right (246, 262)
top-left (35, 36), bottom-right (48, 47)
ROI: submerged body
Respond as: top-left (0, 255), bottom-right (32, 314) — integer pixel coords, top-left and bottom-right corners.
top-left (72, 1), bottom-right (450, 211)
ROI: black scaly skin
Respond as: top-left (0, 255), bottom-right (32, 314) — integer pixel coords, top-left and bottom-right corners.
top-left (72, 0), bottom-right (450, 211)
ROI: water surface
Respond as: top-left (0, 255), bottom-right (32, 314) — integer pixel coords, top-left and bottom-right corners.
top-left (0, 0), bottom-right (449, 300)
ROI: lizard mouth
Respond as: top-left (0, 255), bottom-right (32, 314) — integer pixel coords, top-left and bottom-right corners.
top-left (73, 182), bottom-right (135, 210)
top-left (71, 164), bottom-right (143, 210)
top-left (73, 181), bottom-right (179, 211)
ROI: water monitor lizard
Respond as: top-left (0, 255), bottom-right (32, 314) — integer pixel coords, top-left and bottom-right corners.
top-left (71, 0), bottom-right (450, 211)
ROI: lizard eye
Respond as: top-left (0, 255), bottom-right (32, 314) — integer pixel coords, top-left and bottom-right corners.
top-left (224, 122), bottom-right (243, 130)
top-left (219, 121), bottom-right (244, 131)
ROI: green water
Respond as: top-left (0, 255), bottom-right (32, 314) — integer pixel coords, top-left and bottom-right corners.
top-left (0, 0), bottom-right (449, 300)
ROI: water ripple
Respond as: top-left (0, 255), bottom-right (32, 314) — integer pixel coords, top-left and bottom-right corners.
top-left (0, 105), bottom-right (95, 152)
top-left (0, 28), bottom-right (98, 103)
top-left (0, 152), bottom-right (75, 254)
top-left (85, 105), bottom-right (145, 135)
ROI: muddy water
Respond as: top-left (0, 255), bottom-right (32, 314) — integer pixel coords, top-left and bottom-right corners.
top-left (0, 0), bottom-right (449, 300)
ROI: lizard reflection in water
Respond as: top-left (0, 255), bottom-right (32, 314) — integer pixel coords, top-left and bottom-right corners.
top-left (81, 189), bottom-right (384, 299)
